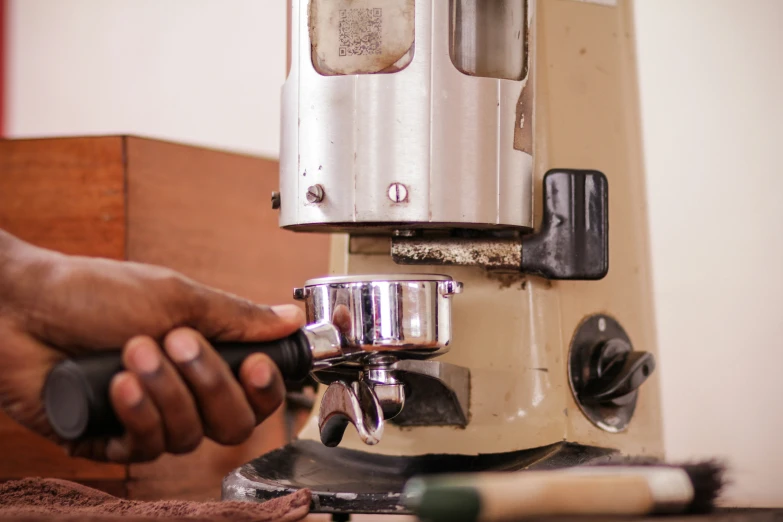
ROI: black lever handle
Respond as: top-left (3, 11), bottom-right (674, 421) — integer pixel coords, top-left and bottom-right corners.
top-left (389, 169), bottom-right (608, 280)
top-left (521, 169), bottom-right (609, 280)
top-left (43, 330), bottom-right (314, 441)
top-left (582, 350), bottom-right (656, 404)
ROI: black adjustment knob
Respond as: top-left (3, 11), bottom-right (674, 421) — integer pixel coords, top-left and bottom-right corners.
top-left (581, 340), bottom-right (656, 405)
top-left (568, 314), bottom-right (655, 432)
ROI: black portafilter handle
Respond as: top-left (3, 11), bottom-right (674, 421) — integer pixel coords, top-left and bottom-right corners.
top-left (43, 329), bottom-right (314, 441)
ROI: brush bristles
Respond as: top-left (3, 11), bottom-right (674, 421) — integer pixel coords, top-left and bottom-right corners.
top-left (589, 457), bottom-right (727, 513)
top-left (680, 460), bottom-right (726, 513)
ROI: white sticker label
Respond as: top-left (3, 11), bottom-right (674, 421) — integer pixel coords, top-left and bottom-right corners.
top-left (310, 0), bottom-right (415, 75)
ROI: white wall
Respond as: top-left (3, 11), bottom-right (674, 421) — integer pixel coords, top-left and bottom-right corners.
top-left (633, 0), bottom-right (783, 507)
top-left (6, 0), bottom-right (783, 507)
top-left (6, 0), bottom-right (286, 158)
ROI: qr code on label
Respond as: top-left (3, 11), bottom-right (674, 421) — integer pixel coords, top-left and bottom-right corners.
top-left (339, 8), bottom-right (382, 56)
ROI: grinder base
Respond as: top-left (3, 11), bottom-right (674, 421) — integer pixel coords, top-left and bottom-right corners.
top-left (221, 440), bottom-right (616, 515)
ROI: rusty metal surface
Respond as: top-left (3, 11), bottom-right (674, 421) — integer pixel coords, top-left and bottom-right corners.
top-left (391, 236), bottom-right (522, 271)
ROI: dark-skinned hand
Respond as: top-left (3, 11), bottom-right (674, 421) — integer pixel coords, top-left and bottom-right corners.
top-left (0, 230), bottom-right (305, 463)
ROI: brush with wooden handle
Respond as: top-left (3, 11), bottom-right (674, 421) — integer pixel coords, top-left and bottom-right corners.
top-left (402, 461), bottom-right (725, 522)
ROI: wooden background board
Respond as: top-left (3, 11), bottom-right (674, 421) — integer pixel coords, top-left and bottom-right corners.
top-left (0, 137), bottom-right (128, 494)
top-left (0, 136), bottom-right (329, 500)
top-left (0, 137), bottom-right (126, 259)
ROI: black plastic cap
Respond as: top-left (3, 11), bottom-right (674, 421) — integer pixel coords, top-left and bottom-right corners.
top-left (44, 360), bottom-right (92, 441)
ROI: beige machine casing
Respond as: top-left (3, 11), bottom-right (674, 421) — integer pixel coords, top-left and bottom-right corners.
top-left (296, 0), bottom-right (663, 459)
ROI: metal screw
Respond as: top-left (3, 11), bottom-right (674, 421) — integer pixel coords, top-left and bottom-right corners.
top-left (440, 281), bottom-right (464, 296)
top-left (393, 229), bottom-right (417, 237)
top-left (271, 191), bottom-right (281, 210)
top-left (306, 184), bottom-right (325, 204)
top-left (387, 182), bottom-right (408, 203)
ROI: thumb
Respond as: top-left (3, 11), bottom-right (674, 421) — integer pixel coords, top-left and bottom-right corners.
top-left (188, 285), bottom-right (305, 342)
top-left (0, 328), bottom-right (61, 442)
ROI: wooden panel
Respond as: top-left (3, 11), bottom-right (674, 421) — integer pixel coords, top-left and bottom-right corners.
top-left (124, 136), bottom-right (328, 307)
top-left (0, 422), bottom-right (126, 482)
top-left (0, 137), bottom-right (127, 486)
top-left (0, 137), bottom-right (126, 258)
top-left (124, 136), bottom-right (330, 500)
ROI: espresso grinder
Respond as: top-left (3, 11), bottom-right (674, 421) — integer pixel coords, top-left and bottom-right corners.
top-left (222, 0), bottom-right (663, 514)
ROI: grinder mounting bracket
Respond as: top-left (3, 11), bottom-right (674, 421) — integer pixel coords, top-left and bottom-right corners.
top-left (392, 169), bottom-right (609, 280)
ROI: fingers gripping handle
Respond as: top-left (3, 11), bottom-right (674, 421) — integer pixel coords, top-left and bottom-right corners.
top-left (216, 332), bottom-right (314, 384)
top-left (43, 330), bottom-right (314, 441)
